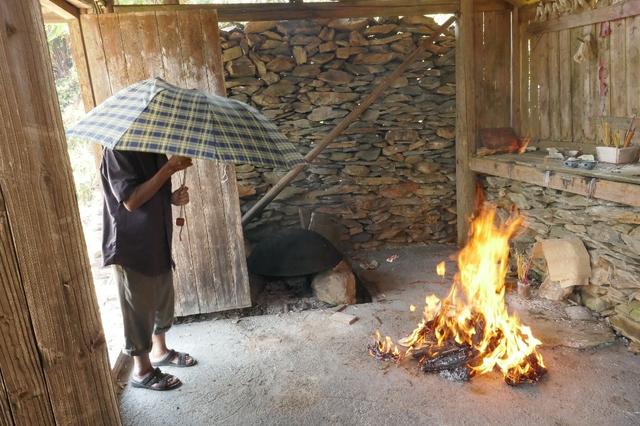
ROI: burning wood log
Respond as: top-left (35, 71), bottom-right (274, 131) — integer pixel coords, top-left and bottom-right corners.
top-left (420, 346), bottom-right (475, 373)
top-left (367, 202), bottom-right (549, 387)
top-left (367, 331), bottom-right (401, 363)
top-left (504, 352), bottom-right (548, 386)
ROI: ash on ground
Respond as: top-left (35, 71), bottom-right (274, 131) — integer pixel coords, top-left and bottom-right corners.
top-left (176, 276), bottom-right (332, 324)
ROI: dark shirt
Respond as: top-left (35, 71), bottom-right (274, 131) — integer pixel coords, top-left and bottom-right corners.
top-left (100, 149), bottom-right (173, 276)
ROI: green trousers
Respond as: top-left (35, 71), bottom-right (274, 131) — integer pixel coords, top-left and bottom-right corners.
top-left (114, 265), bottom-right (174, 356)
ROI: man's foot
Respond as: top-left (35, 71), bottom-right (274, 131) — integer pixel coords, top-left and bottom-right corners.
top-left (150, 349), bottom-right (197, 368)
top-left (130, 368), bottom-right (182, 391)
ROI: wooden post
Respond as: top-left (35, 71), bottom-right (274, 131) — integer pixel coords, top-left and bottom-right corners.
top-left (455, 0), bottom-right (477, 245)
top-left (241, 16), bottom-right (457, 226)
top-left (0, 0), bottom-right (120, 424)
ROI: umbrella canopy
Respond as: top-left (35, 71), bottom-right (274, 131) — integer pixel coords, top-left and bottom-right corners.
top-left (67, 78), bottom-right (303, 169)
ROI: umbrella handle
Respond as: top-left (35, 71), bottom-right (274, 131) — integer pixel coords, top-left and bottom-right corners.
top-left (176, 169), bottom-right (187, 241)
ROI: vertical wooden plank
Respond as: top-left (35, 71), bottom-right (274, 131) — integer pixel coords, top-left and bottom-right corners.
top-left (99, 14), bottom-right (129, 93)
top-left (520, 23), bottom-right (532, 137)
top-left (171, 165), bottom-right (204, 316)
top-left (456, 0), bottom-right (477, 245)
top-left (528, 33), bottom-right (540, 140)
top-left (0, 376), bottom-right (12, 426)
top-left (192, 165), bottom-right (226, 312)
top-left (118, 13), bottom-right (146, 84)
top-left (194, 10), bottom-right (227, 311)
top-left (570, 27), bottom-right (585, 143)
top-left (474, 11), bottom-right (487, 128)
top-left (200, 10), bottom-right (226, 95)
top-left (494, 11), bottom-right (511, 128)
top-left (69, 18), bottom-right (102, 168)
top-left (218, 164), bottom-right (251, 308)
top-left (582, 25), bottom-right (597, 144)
top-left (156, 11), bottom-right (185, 86)
top-left (610, 18), bottom-right (627, 117)
top-left (627, 15), bottom-right (640, 116)
top-left (138, 12), bottom-right (165, 79)
top-left (596, 22), bottom-right (611, 119)
top-left (0, 189), bottom-right (55, 426)
top-left (474, 10), bottom-right (510, 129)
top-left (594, 23), bottom-right (611, 117)
top-left (80, 15), bottom-right (112, 104)
top-left (199, 10), bottom-right (250, 311)
top-left (559, 29), bottom-right (573, 141)
top-left (536, 33), bottom-right (550, 141)
top-left (174, 10), bottom-right (214, 315)
top-left (68, 19), bottom-right (96, 111)
top-left (512, 7), bottom-right (521, 133)
top-left (0, 0), bottom-right (120, 423)
top-left (154, 11), bottom-right (200, 316)
top-left (548, 31), bottom-right (561, 141)
top-left (177, 9), bottom-right (208, 91)
top-left (120, 12), bottom-right (164, 82)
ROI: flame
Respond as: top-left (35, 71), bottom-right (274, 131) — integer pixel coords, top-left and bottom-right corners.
top-left (436, 261), bottom-right (446, 277)
top-left (368, 330), bottom-right (401, 362)
top-left (369, 203), bottom-right (546, 385)
top-left (409, 305), bottom-right (416, 312)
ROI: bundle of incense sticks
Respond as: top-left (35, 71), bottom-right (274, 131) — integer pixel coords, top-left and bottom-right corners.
top-left (623, 113), bottom-right (637, 148)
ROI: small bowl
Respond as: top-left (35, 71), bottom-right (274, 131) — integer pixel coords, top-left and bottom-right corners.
top-left (578, 160), bottom-right (597, 170)
top-left (563, 158), bottom-right (579, 168)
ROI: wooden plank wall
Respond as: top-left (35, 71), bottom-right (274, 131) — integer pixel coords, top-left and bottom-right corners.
top-left (0, 0), bottom-right (120, 424)
top-left (80, 10), bottom-right (250, 316)
top-left (474, 8), bottom-right (512, 129)
top-left (521, 1), bottom-right (640, 146)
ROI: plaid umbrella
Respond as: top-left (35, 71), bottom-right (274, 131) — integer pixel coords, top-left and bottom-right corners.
top-left (67, 77), bottom-right (303, 169)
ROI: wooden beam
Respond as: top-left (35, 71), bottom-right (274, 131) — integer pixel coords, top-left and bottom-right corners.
top-left (242, 16), bottom-right (457, 225)
top-left (115, 1), bottom-right (461, 20)
top-left (40, 0), bottom-right (79, 20)
top-left (528, 0), bottom-right (640, 34)
top-left (477, 0), bottom-right (513, 13)
top-left (41, 9), bottom-right (69, 23)
top-left (455, 0), bottom-right (477, 245)
top-left (470, 157), bottom-right (640, 208)
top-left (0, 0), bottom-right (120, 423)
top-left (68, 0), bottom-right (93, 8)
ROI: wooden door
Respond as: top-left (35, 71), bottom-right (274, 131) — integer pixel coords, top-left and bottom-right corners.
top-left (79, 10), bottom-right (251, 315)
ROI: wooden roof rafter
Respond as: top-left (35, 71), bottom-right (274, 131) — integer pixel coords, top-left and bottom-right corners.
top-left (41, 0), bottom-right (79, 22)
top-left (112, 0), bottom-right (512, 21)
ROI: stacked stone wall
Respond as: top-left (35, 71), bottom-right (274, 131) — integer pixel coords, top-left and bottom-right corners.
top-left (220, 16), bottom-right (457, 249)
top-left (484, 177), bottom-right (640, 345)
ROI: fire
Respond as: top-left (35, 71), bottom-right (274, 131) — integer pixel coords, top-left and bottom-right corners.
top-left (368, 331), bottom-right (401, 362)
top-left (436, 261), bottom-right (446, 277)
top-left (369, 203), bottom-right (547, 386)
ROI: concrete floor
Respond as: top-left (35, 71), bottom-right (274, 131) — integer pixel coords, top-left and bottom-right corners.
top-left (119, 245), bottom-right (640, 426)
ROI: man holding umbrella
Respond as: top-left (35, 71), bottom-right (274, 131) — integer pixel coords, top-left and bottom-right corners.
top-left (102, 150), bottom-right (196, 391)
top-left (68, 77), bottom-right (304, 390)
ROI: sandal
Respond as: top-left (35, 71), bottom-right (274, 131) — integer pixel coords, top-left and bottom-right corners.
top-left (151, 349), bottom-right (197, 368)
top-left (130, 368), bottom-right (182, 391)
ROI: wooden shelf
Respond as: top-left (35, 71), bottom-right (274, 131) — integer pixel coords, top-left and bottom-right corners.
top-left (470, 153), bottom-right (640, 208)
